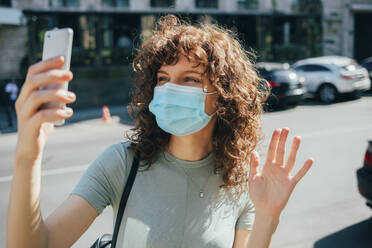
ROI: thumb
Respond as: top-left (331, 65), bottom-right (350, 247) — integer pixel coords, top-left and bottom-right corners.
top-left (249, 150), bottom-right (260, 182)
top-left (42, 122), bottom-right (56, 137)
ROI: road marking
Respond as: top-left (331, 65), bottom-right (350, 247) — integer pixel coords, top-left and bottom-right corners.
top-left (0, 164), bottom-right (88, 183)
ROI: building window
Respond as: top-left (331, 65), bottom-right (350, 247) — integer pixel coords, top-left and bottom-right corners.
top-left (291, 0), bottom-right (322, 14)
top-left (102, 0), bottom-right (129, 7)
top-left (49, 0), bottom-right (80, 7)
top-left (195, 0), bottom-right (218, 9)
top-left (150, 0), bottom-right (175, 8)
top-left (237, 0), bottom-right (258, 9)
top-left (0, 0), bottom-right (11, 7)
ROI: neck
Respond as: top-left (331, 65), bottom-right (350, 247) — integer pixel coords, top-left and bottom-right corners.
top-left (166, 118), bottom-right (216, 161)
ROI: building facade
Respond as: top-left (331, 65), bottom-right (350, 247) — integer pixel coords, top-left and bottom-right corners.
top-left (321, 0), bottom-right (372, 62)
top-left (0, 0), bottom-right (26, 81)
top-left (15, 0), bottom-right (324, 68)
top-left (0, 0), bottom-right (370, 108)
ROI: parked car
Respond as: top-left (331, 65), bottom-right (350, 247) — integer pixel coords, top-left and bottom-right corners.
top-left (356, 139), bottom-right (372, 209)
top-left (256, 62), bottom-right (306, 110)
top-left (360, 57), bottom-right (372, 90)
top-left (292, 56), bottom-right (371, 104)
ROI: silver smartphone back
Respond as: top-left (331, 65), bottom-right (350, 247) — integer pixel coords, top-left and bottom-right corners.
top-left (40, 27), bottom-right (73, 126)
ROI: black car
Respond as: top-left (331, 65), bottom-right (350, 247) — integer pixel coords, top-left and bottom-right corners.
top-left (256, 62), bottom-right (306, 110)
top-left (360, 57), bottom-right (372, 90)
top-left (356, 139), bottom-right (372, 209)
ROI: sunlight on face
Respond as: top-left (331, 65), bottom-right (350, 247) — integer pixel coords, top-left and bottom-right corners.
top-left (157, 55), bottom-right (207, 89)
top-left (156, 55), bottom-right (218, 115)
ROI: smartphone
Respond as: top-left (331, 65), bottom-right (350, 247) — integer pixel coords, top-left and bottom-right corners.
top-left (39, 27), bottom-right (73, 126)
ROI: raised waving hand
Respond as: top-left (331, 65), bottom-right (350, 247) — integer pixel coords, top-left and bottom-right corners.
top-left (248, 128), bottom-right (314, 219)
top-left (14, 56), bottom-right (75, 162)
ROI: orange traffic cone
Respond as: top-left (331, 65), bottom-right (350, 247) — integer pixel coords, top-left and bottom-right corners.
top-left (102, 105), bottom-right (112, 123)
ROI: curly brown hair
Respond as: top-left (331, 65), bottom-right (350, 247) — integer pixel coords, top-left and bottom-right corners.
top-left (127, 14), bottom-right (270, 191)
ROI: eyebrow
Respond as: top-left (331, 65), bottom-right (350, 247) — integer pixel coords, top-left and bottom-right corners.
top-left (157, 70), bottom-right (203, 75)
top-left (157, 70), bottom-right (168, 75)
top-left (183, 70), bottom-right (203, 75)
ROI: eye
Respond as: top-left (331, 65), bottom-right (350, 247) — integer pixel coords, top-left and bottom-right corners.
top-left (157, 76), bottom-right (168, 83)
top-left (184, 77), bottom-right (201, 83)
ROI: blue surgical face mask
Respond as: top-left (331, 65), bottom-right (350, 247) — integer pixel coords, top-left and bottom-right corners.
top-left (149, 82), bottom-right (217, 136)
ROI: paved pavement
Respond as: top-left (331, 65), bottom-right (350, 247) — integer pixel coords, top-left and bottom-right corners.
top-left (1, 94), bottom-right (372, 248)
top-left (0, 104), bottom-right (134, 134)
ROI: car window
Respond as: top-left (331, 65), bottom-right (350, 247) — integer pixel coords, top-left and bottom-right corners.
top-left (257, 68), bottom-right (271, 78)
top-left (295, 64), bottom-right (330, 72)
top-left (362, 61), bottom-right (372, 70)
top-left (293, 65), bottom-right (306, 71)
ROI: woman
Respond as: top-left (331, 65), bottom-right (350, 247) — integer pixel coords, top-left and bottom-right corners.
top-left (7, 15), bottom-right (313, 248)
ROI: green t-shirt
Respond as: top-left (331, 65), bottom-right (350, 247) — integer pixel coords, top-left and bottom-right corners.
top-left (71, 141), bottom-right (255, 248)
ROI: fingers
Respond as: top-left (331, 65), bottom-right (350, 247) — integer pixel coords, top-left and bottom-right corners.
top-left (17, 69), bottom-right (73, 108)
top-left (275, 127), bottom-right (289, 165)
top-left (13, 56), bottom-right (76, 140)
top-left (285, 136), bottom-right (302, 173)
top-left (266, 128), bottom-right (281, 163)
top-left (16, 56), bottom-right (70, 108)
top-left (248, 150), bottom-right (260, 182)
top-left (28, 106), bottom-right (73, 136)
top-left (18, 89), bottom-right (76, 121)
top-left (27, 56), bottom-right (65, 76)
top-left (292, 158), bottom-right (314, 185)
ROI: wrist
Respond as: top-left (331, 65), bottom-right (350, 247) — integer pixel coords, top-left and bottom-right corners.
top-left (255, 210), bottom-right (280, 220)
top-left (253, 212), bottom-right (280, 233)
top-left (14, 153), bottom-right (42, 171)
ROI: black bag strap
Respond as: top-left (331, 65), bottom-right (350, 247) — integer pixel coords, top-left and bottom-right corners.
top-left (111, 149), bottom-right (140, 248)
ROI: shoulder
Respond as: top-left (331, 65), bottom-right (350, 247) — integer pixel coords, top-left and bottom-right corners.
top-left (93, 141), bottom-right (134, 175)
top-left (71, 141), bottom-right (135, 213)
top-left (104, 141), bottom-right (133, 160)
top-left (80, 141), bottom-right (135, 191)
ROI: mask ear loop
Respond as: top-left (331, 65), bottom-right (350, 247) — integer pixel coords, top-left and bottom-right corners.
top-left (203, 87), bottom-right (218, 117)
top-left (202, 80), bottom-right (218, 95)
top-left (205, 91), bottom-right (217, 95)
top-left (202, 85), bottom-right (218, 95)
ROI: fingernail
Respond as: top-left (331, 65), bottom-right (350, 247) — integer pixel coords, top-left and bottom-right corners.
top-left (56, 56), bottom-right (64, 62)
top-left (57, 108), bottom-right (72, 116)
top-left (65, 107), bottom-right (73, 113)
top-left (66, 92), bottom-right (75, 99)
top-left (58, 90), bottom-right (75, 99)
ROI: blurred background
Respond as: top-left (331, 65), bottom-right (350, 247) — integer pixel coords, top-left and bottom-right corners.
top-left (1, 0), bottom-right (372, 248)
top-left (0, 0), bottom-right (371, 109)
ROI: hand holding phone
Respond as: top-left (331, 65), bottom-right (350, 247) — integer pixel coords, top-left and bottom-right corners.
top-left (39, 27), bottom-right (73, 126)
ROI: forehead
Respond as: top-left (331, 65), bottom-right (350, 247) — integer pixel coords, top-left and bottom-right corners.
top-left (158, 55), bottom-right (205, 73)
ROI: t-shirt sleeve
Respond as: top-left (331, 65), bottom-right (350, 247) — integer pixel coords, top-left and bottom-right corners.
top-left (235, 196), bottom-right (255, 230)
top-left (70, 142), bottom-right (131, 214)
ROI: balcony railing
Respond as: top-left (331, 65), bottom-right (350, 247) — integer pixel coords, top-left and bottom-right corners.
top-left (195, 0), bottom-right (218, 9)
top-left (102, 0), bottom-right (129, 8)
top-left (237, 0), bottom-right (258, 10)
top-left (49, 0), bottom-right (80, 7)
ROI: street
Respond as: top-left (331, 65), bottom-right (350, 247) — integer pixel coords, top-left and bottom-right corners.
top-left (1, 95), bottom-right (372, 248)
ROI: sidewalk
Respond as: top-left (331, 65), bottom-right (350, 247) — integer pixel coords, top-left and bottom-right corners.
top-left (0, 104), bottom-right (134, 134)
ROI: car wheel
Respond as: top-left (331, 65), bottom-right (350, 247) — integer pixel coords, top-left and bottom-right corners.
top-left (318, 85), bottom-right (337, 104)
top-left (288, 102), bottom-right (299, 108)
top-left (351, 90), bottom-right (362, 99)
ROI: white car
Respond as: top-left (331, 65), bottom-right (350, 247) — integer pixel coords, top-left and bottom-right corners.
top-left (292, 56), bottom-right (371, 103)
